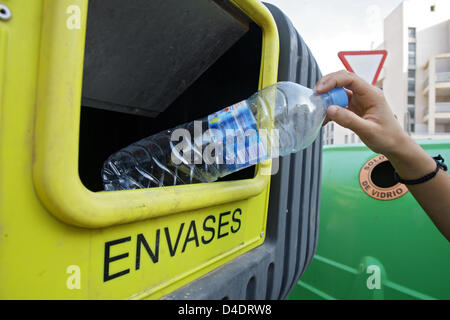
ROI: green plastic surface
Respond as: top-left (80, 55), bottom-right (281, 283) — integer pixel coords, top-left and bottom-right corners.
top-left (288, 140), bottom-right (450, 300)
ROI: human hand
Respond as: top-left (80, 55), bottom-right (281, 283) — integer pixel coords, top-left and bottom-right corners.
top-left (314, 70), bottom-right (409, 158)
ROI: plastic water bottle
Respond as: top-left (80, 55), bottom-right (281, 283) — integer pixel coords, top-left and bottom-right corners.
top-left (102, 82), bottom-right (348, 190)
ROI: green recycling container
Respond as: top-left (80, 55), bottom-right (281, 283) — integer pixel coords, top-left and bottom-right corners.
top-left (288, 139), bottom-right (450, 300)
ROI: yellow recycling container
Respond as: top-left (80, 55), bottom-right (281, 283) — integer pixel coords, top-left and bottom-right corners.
top-left (0, 0), bottom-right (279, 299)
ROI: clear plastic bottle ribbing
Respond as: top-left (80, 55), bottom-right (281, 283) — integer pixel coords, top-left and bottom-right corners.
top-left (101, 82), bottom-right (347, 190)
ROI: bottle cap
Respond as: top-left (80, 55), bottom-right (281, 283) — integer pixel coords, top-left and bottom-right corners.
top-left (327, 88), bottom-right (348, 108)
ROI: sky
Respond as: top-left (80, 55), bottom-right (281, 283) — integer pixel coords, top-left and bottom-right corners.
top-left (263, 0), bottom-right (404, 75)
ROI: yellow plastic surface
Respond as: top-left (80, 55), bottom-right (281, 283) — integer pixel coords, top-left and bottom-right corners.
top-left (0, 0), bottom-right (279, 299)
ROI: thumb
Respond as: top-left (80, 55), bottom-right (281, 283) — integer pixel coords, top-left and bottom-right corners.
top-left (326, 105), bottom-right (370, 136)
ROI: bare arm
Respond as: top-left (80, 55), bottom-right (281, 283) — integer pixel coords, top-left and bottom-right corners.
top-left (384, 136), bottom-right (450, 241)
top-left (315, 70), bottom-right (450, 241)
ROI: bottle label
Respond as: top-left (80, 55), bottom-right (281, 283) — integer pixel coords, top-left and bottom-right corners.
top-left (208, 101), bottom-right (268, 170)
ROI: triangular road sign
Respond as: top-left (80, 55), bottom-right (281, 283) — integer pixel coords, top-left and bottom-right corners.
top-left (338, 50), bottom-right (387, 85)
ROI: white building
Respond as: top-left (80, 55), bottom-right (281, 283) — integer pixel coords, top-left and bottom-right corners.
top-left (325, 0), bottom-right (450, 145)
top-left (323, 122), bottom-right (360, 145)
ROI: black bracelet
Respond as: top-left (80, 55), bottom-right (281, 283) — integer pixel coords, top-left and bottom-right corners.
top-left (394, 155), bottom-right (448, 185)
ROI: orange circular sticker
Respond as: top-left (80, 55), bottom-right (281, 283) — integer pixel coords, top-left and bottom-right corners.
top-left (359, 154), bottom-right (408, 200)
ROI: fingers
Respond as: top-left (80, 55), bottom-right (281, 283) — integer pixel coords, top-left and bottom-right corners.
top-left (326, 105), bottom-right (373, 137)
top-left (322, 117), bottom-right (331, 127)
top-left (314, 70), bottom-right (372, 96)
top-left (344, 88), bottom-right (353, 102)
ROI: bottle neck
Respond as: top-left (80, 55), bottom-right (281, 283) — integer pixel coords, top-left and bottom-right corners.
top-left (320, 92), bottom-right (334, 108)
top-left (310, 92), bottom-right (333, 110)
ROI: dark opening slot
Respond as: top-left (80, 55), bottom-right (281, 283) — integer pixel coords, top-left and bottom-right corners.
top-left (79, 23), bottom-right (263, 191)
top-left (370, 161), bottom-right (398, 188)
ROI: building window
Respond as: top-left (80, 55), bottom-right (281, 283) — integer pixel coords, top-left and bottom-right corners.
top-left (430, 5), bottom-right (435, 12)
top-left (344, 135), bottom-right (348, 144)
top-left (408, 79), bottom-right (415, 92)
top-left (408, 53), bottom-right (416, 66)
top-left (408, 106), bottom-right (415, 119)
top-left (407, 30), bottom-right (416, 126)
top-left (404, 108), bottom-right (415, 134)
